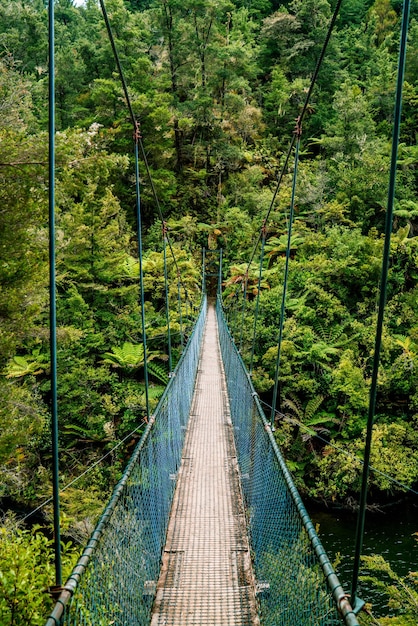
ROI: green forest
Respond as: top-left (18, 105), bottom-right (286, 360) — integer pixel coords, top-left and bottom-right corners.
top-left (1, 0), bottom-right (418, 623)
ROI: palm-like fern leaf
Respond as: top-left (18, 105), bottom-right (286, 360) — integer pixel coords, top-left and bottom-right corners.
top-left (5, 349), bottom-right (48, 378)
top-left (102, 342), bottom-right (146, 368)
top-left (148, 362), bottom-right (169, 385)
top-left (102, 343), bottom-right (169, 384)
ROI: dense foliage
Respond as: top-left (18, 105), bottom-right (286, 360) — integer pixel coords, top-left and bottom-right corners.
top-left (1, 0), bottom-right (418, 623)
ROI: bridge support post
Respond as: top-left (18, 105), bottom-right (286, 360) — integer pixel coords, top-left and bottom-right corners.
top-left (48, 0), bottom-right (62, 589)
top-left (350, 0), bottom-right (411, 606)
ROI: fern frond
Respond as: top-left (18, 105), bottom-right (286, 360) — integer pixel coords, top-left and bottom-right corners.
top-left (5, 352), bottom-right (48, 378)
top-left (283, 393), bottom-right (303, 419)
top-left (147, 385), bottom-right (166, 399)
top-left (304, 395), bottom-right (324, 421)
top-left (102, 342), bottom-right (145, 368)
top-left (148, 362), bottom-right (169, 385)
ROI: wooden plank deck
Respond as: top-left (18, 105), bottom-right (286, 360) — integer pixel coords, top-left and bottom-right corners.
top-left (151, 304), bottom-right (259, 626)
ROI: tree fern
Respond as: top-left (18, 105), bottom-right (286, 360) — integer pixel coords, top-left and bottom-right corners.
top-left (63, 423), bottom-right (109, 444)
top-left (102, 342), bottom-right (169, 384)
top-left (304, 395), bottom-right (325, 422)
top-left (5, 349), bottom-right (48, 378)
top-left (102, 342), bottom-right (146, 369)
top-left (284, 394), bottom-right (339, 444)
top-left (118, 255), bottom-right (139, 279)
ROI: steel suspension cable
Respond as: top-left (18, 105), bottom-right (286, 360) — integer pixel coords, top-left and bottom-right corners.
top-left (134, 132), bottom-right (193, 311)
top-left (238, 271), bottom-right (248, 352)
top-left (99, 0), bottom-right (194, 355)
top-left (48, 0), bottom-right (62, 589)
top-left (223, 0), bottom-right (345, 430)
top-left (228, 0), bottom-right (344, 358)
top-left (202, 248), bottom-right (206, 295)
top-left (134, 139), bottom-right (150, 420)
top-left (185, 297), bottom-right (190, 336)
top-left (138, 145), bottom-right (194, 312)
top-left (228, 156), bottom-right (290, 310)
top-left (218, 248), bottom-right (223, 296)
top-left (99, 0), bottom-right (150, 419)
top-left (231, 291), bottom-right (240, 337)
top-left (298, 0), bottom-right (343, 125)
top-left (163, 222), bottom-right (173, 373)
top-left (270, 131), bottom-right (301, 426)
top-left (242, 0), bottom-right (343, 280)
top-left (351, 0), bottom-right (411, 607)
top-left (177, 272), bottom-right (184, 349)
top-left (21, 417), bottom-right (148, 525)
top-left (249, 222), bottom-right (267, 375)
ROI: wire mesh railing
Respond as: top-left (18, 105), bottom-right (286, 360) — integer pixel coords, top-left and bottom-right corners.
top-left (216, 298), bottom-right (359, 626)
top-left (46, 296), bottom-right (207, 626)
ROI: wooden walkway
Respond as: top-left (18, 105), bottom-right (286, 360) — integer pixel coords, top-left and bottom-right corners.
top-left (151, 304), bottom-right (259, 625)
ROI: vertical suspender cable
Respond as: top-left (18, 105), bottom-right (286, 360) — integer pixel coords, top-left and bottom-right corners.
top-left (202, 247), bottom-right (206, 295)
top-left (218, 248), bottom-right (223, 297)
top-left (250, 223), bottom-right (267, 375)
top-left (231, 291), bottom-right (237, 335)
top-left (134, 138), bottom-right (150, 420)
top-left (48, 0), bottom-right (62, 588)
top-left (186, 296), bottom-right (191, 339)
top-left (271, 130), bottom-right (301, 427)
top-left (163, 222), bottom-right (173, 374)
top-left (351, 0), bottom-right (411, 606)
top-left (177, 273), bottom-right (184, 350)
top-left (239, 271), bottom-right (248, 352)
top-left (233, 291), bottom-right (240, 337)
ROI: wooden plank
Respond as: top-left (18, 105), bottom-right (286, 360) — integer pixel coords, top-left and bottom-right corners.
top-left (151, 304), bottom-right (259, 626)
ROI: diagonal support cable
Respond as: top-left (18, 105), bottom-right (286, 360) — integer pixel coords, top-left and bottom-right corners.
top-left (99, 0), bottom-right (194, 374)
top-left (243, 0), bottom-right (343, 277)
top-left (99, 0), bottom-right (150, 419)
top-left (230, 0), bottom-right (344, 357)
top-left (249, 222), bottom-right (267, 375)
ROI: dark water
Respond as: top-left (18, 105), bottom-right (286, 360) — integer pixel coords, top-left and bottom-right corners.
top-left (309, 500), bottom-right (418, 617)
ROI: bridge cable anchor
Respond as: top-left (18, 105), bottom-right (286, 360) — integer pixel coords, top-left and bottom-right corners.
top-left (133, 120), bottom-right (142, 142)
top-left (294, 115), bottom-right (302, 138)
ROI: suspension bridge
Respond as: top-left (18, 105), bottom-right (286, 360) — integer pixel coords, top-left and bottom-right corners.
top-left (46, 295), bottom-right (359, 626)
top-left (39, 0), bottom-right (413, 623)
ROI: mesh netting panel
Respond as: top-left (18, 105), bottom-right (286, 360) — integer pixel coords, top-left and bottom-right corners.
top-left (216, 300), bottom-right (346, 626)
top-left (61, 299), bottom-right (207, 626)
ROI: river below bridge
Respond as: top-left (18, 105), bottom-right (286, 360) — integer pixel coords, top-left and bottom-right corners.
top-left (309, 500), bottom-right (418, 618)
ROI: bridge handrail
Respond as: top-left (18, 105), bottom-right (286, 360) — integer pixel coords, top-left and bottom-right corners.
top-left (216, 296), bottom-right (359, 626)
top-left (45, 294), bottom-right (207, 626)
